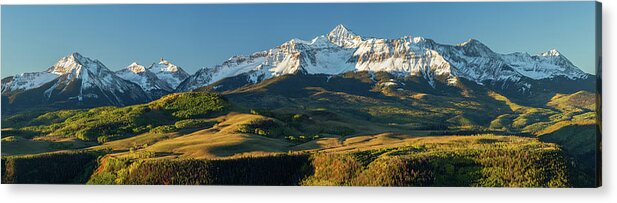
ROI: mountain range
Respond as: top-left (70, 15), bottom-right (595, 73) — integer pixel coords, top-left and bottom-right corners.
top-left (0, 25), bottom-right (600, 187)
top-left (1, 24), bottom-right (594, 113)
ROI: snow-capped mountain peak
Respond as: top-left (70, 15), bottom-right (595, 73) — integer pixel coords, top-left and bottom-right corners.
top-left (3, 52), bottom-right (98, 93)
top-left (327, 24), bottom-right (362, 48)
top-left (156, 58), bottom-right (182, 72)
top-left (116, 62), bottom-right (174, 98)
top-left (47, 52), bottom-right (102, 75)
top-left (457, 38), bottom-right (497, 57)
top-left (502, 48), bottom-right (587, 80)
top-left (127, 62), bottom-right (147, 73)
top-left (540, 49), bottom-right (562, 57)
top-left (148, 58), bottom-right (190, 89)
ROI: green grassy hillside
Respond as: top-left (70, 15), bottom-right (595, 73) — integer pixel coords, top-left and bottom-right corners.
top-left (1, 92), bottom-right (227, 155)
top-left (0, 73), bottom-right (599, 187)
top-left (85, 135), bottom-right (569, 187)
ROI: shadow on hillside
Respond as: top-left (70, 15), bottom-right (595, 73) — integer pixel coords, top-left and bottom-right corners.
top-left (539, 123), bottom-right (598, 187)
top-left (207, 135), bottom-right (290, 158)
top-left (425, 156), bottom-right (483, 187)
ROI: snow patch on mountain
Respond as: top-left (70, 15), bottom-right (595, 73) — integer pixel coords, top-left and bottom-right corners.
top-left (116, 62), bottom-right (174, 93)
top-left (126, 62), bottom-right (147, 73)
top-left (148, 58), bottom-right (190, 89)
top-left (1, 72), bottom-right (58, 93)
top-left (501, 49), bottom-right (588, 80)
top-left (540, 49), bottom-right (562, 57)
top-left (351, 36), bottom-right (457, 87)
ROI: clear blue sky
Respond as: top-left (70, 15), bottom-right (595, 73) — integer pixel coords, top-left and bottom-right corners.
top-left (1, 2), bottom-right (598, 77)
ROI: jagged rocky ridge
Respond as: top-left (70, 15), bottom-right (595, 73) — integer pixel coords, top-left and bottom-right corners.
top-left (178, 24), bottom-right (590, 93)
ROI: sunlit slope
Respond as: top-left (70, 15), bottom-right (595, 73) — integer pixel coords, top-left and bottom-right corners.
top-left (84, 134), bottom-right (570, 187)
top-left (1, 92), bottom-right (229, 155)
top-left (487, 90), bottom-right (596, 134)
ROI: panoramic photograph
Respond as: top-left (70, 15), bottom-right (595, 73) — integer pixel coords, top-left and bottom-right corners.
top-left (0, 2), bottom-right (601, 187)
